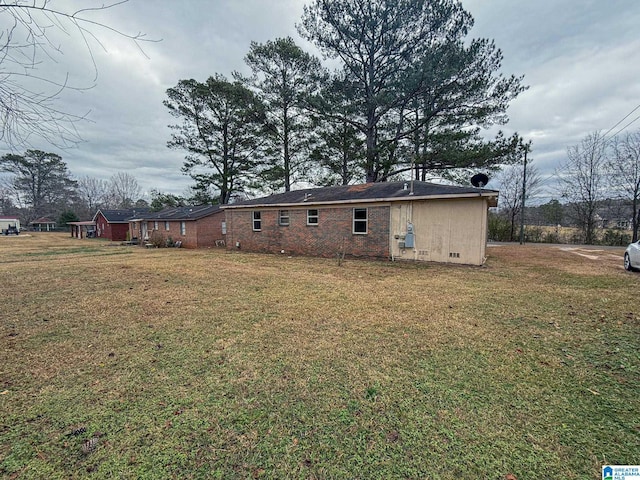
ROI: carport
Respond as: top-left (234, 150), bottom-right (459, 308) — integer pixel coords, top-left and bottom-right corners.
top-left (68, 221), bottom-right (96, 239)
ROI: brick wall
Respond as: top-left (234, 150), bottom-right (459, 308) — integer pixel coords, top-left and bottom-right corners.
top-left (95, 213), bottom-right (111, 239)
top-left (225, 205), bottom-right (390, 258)
top-left (194, 211), bottom-right (226, 248)
top-left (110, 224), bottom-right (129, 241)
top-left (142, 211), bottom-right (226, 249)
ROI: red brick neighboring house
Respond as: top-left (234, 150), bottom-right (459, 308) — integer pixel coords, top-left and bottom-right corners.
top-left (223, 181), bottom-right (499, 266)
top-left (128, 205), bottom-right (225, 249)
top-left (93, 209), bottom-right (149, 241)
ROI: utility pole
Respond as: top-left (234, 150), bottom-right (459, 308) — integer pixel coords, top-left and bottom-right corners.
top-left (519, 143), bottom-right (530, 245)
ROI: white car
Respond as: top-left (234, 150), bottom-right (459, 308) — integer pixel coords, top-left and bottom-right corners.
top-left (624, 240), bottom-right (640, 271)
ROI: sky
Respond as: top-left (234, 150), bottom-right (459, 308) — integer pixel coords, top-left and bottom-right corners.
top-left (2, 0), bottom-right (640, 204)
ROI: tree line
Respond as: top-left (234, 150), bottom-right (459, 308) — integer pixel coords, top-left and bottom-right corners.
top-left (492, 130), bottom-right (640, 244)
top-left (0, 150), bottom-right (148, 226)
top-left (165, 0), bottom-right (528, 204)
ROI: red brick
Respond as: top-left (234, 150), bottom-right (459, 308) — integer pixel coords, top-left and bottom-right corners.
top-left (225, 206), bottom-right (390, 258)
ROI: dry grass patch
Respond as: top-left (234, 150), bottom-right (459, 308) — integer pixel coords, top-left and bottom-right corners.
top-left (1, 234), bottom-right (638, 479)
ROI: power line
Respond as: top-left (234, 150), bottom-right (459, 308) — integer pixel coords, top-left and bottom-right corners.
top-left (608, 113), bottom-right (640, 140)
top-left (602, 103), bottom-right (640, 141)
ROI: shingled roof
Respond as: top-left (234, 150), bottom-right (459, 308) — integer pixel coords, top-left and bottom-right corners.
top-left (129, 205), bottom-right (222, 221)
top-left (223, 181), bottom-right (498, 209)
top-left (94, 208), bottom-right (151, 223)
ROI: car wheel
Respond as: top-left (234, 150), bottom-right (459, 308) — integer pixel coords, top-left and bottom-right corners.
top-left (624, 253), bottom-right (635, 271)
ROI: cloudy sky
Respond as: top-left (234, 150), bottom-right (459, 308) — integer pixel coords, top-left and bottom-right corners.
top-left (3, 0), bottom-right (640, 203)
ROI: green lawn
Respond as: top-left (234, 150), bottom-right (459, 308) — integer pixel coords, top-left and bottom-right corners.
top-left (1, 234), bottom-right (638, 479)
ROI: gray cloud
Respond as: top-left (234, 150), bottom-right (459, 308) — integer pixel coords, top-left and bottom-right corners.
top-left (2, 0), bottom-right (639, 205)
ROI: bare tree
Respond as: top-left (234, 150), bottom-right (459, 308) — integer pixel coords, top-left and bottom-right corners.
top-left (0, 1), bottom-right (155, 149)
top-left (609, 131), bottom-right (640, 241)
top-left (558, 131), bottom-right (607, 244)
top-left (108, 172), bottom-right (141, 208)
top-left (496, 162), bottom-right (541, 241)
top-left (77, 175), bottom-right (110, 213)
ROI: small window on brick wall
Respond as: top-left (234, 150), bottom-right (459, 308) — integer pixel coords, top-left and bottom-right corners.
top-left (353, 208), bottom-right (368, 234)
top-left (180, 221), bottom-right (186, 235)
top-left (154, 221), bottom-right (158, 230)
top-left (165, 221), bottom-right (170, 231)
top-left (307, 209), bottom-right (318, 225)
top-left (252, 211), bottom-right (262, 231)
top-left (279, 210), bottom-right (290, 226)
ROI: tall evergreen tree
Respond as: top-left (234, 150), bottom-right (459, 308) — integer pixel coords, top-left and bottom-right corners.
top-left (165, 75), bottom-right (267, 204)
top-left (309, 74), bottom-right (365, 185)
top-left (242, 37), bottom-right (324, 192)
top-left (299, 0), bottom-right (526, 182)
top-left (0, 150), bottom-right (77, 220)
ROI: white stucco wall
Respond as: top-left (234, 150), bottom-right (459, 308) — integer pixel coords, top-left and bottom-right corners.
top-left (389, 198), bottom-right (490, 265)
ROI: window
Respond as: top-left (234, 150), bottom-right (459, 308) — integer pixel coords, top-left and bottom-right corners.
top-left (307, 209), bottom-right (318, 225)
top-left (221, 221), bottom-right (227, 235)
top-left (165, 221), bottom-right (170, 231)
top-left (353, 208), bottom-right (368, 234)
top-left (252, 211), bottom-right (261, 231)
top-left (278, 210), bottom-right (290, 226)
top-left (180, 221), bottom-right (186, 236)
top-left (154, 221), bottom-right (158, 230)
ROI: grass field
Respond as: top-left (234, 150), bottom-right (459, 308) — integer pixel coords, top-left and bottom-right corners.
top-left (1, 234), bottom-right (638, 479)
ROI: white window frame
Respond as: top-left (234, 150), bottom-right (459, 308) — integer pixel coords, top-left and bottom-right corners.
top-left (278, 210), bottom-right (290, 226)
top-left (353, 208), bottom-right (368, 234)
top-left (180, 221), bottom-right (186, 236)
top-left (307, 209), bottom-right (319, 226)
top-left (165, 221), bottom-right (170, 231)
top-left (252, 211), bottom-right (261, 231)
top-left (154, 221), bottom-right (158, 230)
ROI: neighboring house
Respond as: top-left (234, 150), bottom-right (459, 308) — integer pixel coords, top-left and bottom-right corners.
top-left (30, 217), bottom-right (56, 231)
top-left (128, 205), bottom-right (225, 249)
top-left (93, 208), bottom-right (150, 241)
top-left (223, 181), bottom-right (499, 266)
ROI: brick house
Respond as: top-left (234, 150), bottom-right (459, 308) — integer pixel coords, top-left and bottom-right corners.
top-left (93, 208), bottom-right (150, 241)
top-left (128, 205), bottom-right (225, 249)
top-left (223, 181), bottom-right (499, 265)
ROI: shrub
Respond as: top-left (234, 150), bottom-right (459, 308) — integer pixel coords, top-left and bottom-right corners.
top-left (600, 229), bottom-right (631, 246)
top-left (524, 226), bottom-right (543, 243)
top-left (543, 232), bottom-right (560, 244)
top-left (488, 213), bottom-right (512, 241)
top-left (149, 231), bottom-right (165, 248)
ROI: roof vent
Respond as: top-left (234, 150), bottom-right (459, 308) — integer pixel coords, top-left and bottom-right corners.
top-left (403, 182), bottom-right (408, 190)
top-left (303, 193), bottom-right (312, 201)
